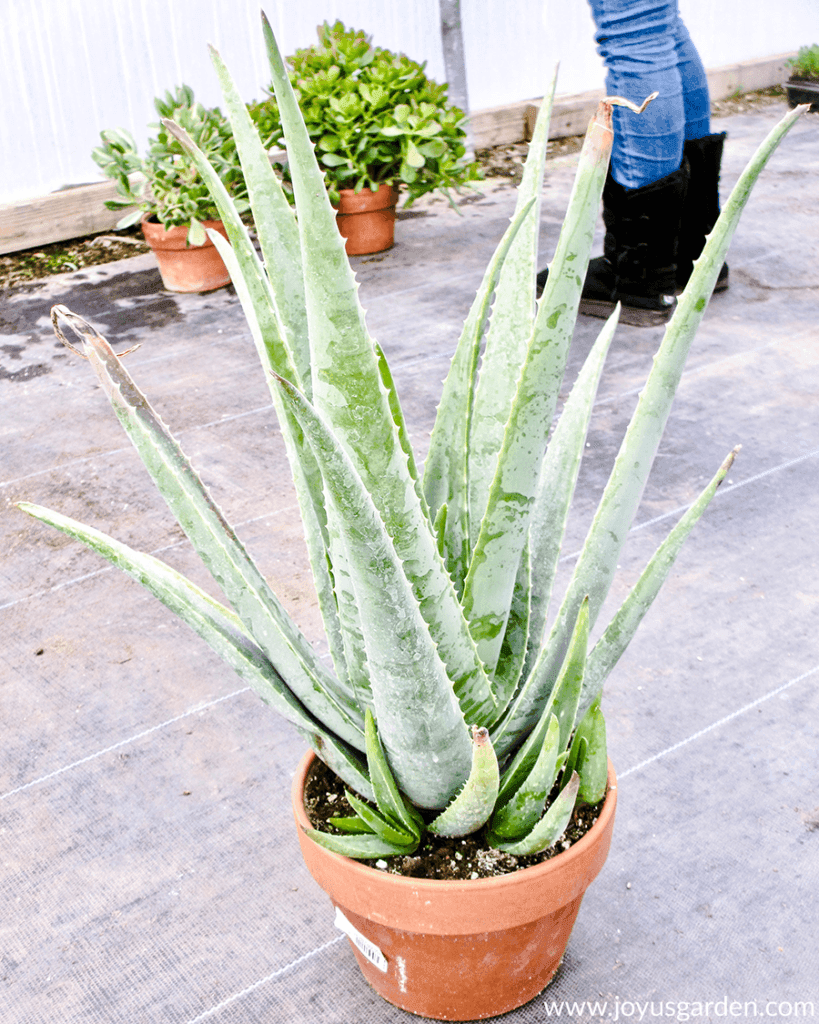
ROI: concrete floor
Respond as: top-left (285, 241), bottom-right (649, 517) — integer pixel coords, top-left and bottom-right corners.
top-left (1, 102), bottom-right (818, 1023)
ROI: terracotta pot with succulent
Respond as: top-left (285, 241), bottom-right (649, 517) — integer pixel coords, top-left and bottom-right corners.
top-left (785, 44), bottom-right (819, 112)
top-left (250, 20), bottom-right (481, 254)
top-left (21, 12), bottom-right (806, 1021)
top-left (92, 85), bottom-right (250, 291)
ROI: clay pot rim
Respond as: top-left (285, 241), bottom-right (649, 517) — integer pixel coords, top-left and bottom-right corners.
top-left (335, 181), bottom-right (398, 197)
top-left (141, 214), bottom-right (225, 226)
top-left (333, 182), bottom-right (399, 217)
top-left (292, 749), bottom-right (617, 896)
top-left (141, 215), bottom-right (226, 240)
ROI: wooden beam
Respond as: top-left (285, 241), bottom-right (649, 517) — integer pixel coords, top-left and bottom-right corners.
top-left (0, 54), bottom-right (795, 256)
top-left (0, 179), bottom-right (141, 256)
top-left (471, 51), bottom-right (796, 150)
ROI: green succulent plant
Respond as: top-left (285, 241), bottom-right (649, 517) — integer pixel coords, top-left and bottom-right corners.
top-left (23, 16), bottom-right (804, 860)
top-left (788, 44), bottom-right (819, 82)
top-left (92, 84), bottom-right (250, 245)
top-left (249, 19), bottom-right (481, 205)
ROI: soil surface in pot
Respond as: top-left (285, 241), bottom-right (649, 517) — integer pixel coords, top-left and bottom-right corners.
top-left (304, 757), bottom-right (605, 881)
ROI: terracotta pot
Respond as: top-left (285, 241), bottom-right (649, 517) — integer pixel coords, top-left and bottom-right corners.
top-left (140, 217), bottom-right (231, 292)
top-left (334, 183), bottom-right (398, 255)
top-left (292, 751), bottom-right (617, 1021)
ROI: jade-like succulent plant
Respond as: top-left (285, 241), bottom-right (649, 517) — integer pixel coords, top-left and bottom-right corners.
top-left (92, 84), bottom-right (249, 245)
top-left (249, 19), bottom-right (481, 205)
top-left (22, 15), bottom-right (805, 859)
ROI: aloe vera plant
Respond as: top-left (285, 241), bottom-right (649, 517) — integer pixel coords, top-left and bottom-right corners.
top-left (20, 16), bottom-right (805, 861)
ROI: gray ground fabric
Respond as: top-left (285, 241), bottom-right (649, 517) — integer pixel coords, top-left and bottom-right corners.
top-left (2, 104), bottom-right (818, 1024)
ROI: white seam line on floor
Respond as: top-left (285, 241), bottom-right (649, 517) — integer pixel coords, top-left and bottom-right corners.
top-left (0, 688), bottom-right (250, 802)
top-left (0, 404), bottom-right (277, 489)
top-left (4, 646), bottom-right (817, 812)
top-left (589, 322), bottom-right (817, 408)
top-left (0, 504), bottom-right (299, 613)
top-left (556, 446), bottom-right (819, 563)
top-left (631, 447), bottom-right (819, 534)
top-left (5, 443), bottom-right (815, 615)
top-left (183, 935), bottom-right (346, 1024)
top-left (5, 318), bottom-right (811, 493)
top-left (620, 662), bottom-right (819, 779)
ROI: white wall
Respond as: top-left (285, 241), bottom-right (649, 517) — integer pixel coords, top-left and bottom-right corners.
top-left (2, 0), bottom-right (818, 206)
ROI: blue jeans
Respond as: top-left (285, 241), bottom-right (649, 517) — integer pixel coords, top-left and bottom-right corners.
top-left (588, 0), bottom-right (711, 189)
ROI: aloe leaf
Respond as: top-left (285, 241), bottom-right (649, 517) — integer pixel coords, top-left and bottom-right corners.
top-left (547, 595), bottom-right (589, 751)
top-left (160, 120), bottom-right (301, 392)
top-left (569, 701), bottom-right (608, 805)
top-left (433, 504), bottom-right (448, 558)
top-left (207, 43), bottom-right (310, 392)
top-left (374, 339), bottom-right (425, 508)
top-left (493, 595), bottom-right (589, 761)
top-left (501, 104), bottom-right (806, 743)
top-left (493, 598), bottom-right (589, 786)
top-left (171, 84), bottom-right (340, 681)
top-left (580, 446), bottom-right (739, 717)
top-left (344, 790), bottom-right (418, 846)
top-left (427, 726), bottom-right (500, 837)
top-left (263, 17), bottom-right (497, 731)
top-left (365, 708), bottom-right (423, 839)
top-left (492, 545), bottom-right (531, 704)
top-left (327, 817), bottom-right (375, 835)
top-left (210, 233), bottom-right (356, 696)
top-left (50, 306), bottom-right (364, 749)
top-left (303, 829), bottom-right (414, 859)
top-left (284, 371), bottom-right (498, 733)
top-left (489, 772), bottom-right (580, 856)
top-left (466, 70), bottom-right (558, 542)
top-left (422, 197), bottom-right (537, 590)
top-left (164, 126), bottom-right (357, 700)
top-left (496, 712), bottom-right (559, 811)
top-left (184, 51), bottom-right (350, 686)
top-left (461, 103), bottom-right (613, 678)
top-left (310, 738), bottom-right (374, 803)
top-left (521, 308), bottom-right (620, 683)
top-left (260, 15), bottom-right (394, 484)
top-left (489, 714), bottom-right (559, 840)
top-left (271, 373), bottom-right (474, 809)
top-left (552, 104), bottom-right (804, 675)
top-left (15, 501), bottom-right (373, 799)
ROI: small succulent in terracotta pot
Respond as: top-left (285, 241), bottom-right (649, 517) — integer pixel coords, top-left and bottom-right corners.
top-left (92, 84), bottom-right (250, 246)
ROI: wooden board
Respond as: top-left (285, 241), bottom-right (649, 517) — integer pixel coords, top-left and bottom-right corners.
top-left (474, 52), bottom-right (796, 149)
top-left (0, 179), bottom-right (142, 256)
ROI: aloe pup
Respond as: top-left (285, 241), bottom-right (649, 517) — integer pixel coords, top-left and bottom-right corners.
top-left (19, 14), bottom-right (806, 860)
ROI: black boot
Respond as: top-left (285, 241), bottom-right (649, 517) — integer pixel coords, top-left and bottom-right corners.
top-left (537, 162), bottom-right (689, 327)
top-left (675, 132), bottom-right (729, 293)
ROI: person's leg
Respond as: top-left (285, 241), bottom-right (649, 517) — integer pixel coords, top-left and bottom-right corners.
top-left (589, 0), bottom-right (685, 188)
top-left (537, 1), bottom-right (727, 322)
top-left (673, 14), bottom-right (711, 142)
top-left (539, 0), bottom-right (687, 325)
top-left (671, 12), bottom-right (730, 291)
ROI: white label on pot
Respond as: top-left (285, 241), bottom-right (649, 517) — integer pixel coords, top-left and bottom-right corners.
top-left (334, 906), bottom-right (388, 973)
